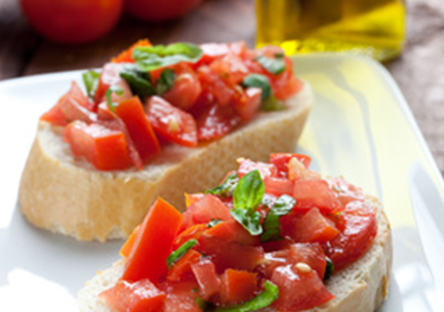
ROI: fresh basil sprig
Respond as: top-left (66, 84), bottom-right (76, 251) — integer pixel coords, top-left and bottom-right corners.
top-left (214, 280), bottom-right (279, 312)
top-left (166, 239), bottom-right (198, 269)
top-left (132, 42), bottom-right (203, 72)
top-left (260, 195), bottom-right (296, 243)
top-left (105, 86), bottom-right (124, 112)
top-left (205, 173), bottom-right (239, 197)
top-left (231, 170), bottom-right (264, 236)
top-left (119, 65), bottom-right (156, 98)
top-left (254, 54), bottom-right (286, 75)
top-left (82, 70), bottom-right (100, 99)
top-left (242, 74), bottom-right (271, 101)
top-left (156, 68), bottom-right (177, 95)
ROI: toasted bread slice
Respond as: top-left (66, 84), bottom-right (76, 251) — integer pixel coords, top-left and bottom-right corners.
top-left (77, 195), bottom-right (392, 312)
top-left (18, 82), bottom-right (312, 241)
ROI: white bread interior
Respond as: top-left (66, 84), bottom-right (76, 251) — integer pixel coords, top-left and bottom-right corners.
top-left (77, 195), bottom-right (392, 312)
top-left (18, 83), bottom-right (312, 241)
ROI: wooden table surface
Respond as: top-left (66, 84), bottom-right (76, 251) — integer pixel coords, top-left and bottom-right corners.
top-left (1, 0), bottom-right (443, 173)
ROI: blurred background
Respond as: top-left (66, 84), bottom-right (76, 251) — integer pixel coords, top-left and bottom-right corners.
top-left (0, 0), bottom-right (443, 173)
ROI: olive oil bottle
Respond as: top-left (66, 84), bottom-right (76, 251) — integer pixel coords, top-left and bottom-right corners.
top-left (256, 0), bottom-right (406, 61)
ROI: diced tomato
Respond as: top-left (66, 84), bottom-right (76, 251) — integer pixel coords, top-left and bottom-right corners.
top-left (163, 64), bottom-right (202, 111)
top-left (285, 208), bottom-right (340, 244)
top-left (191, 258), bottom-right (220, 300)
top-left (287, 243), bottom-right (327, 279)
top-left (184, 193), bottom-right (204, 208)
top-left (238, 158), bottom-right (278, 179)
top-left (323, 201), bottom-right (377, 271)
top-left (99, 279), bottom-right (166, 312)
top-left (120, 225), bottom-right (141, 258)
top-left (196, 234), bottom-right (263, 273)
top-left (197, 66), bottom-right (234, 106)
top-left (198, 43), bottom-right (230, 65)
top-left (63, 121), bottom-right (132, 170)
top-left (40, 81), bottom-right (95, 126)
top-left (122, 199), bottom-right (183, 283)
top-left (257, 249), bottom-right (290, 278)
top-left (328, 177), bottom-right (365, 207)
top-left (112, 39), bottom-right (152, 63)
top-left (231, 87), bottom-right (262, 121)
top-left (145, 96), bottom-right (198, 147)
top-left (97, 102), bottom-right (116, 121)
top-left (203, 220), bottom-right (258, 246)
top-left (271, 265), bottom-right (334, 311)
top-left (175, 224), bottom-right (208, 247)
top-left (196, 103), bottom-right (240, 141)
top-left (210, 54), bottom-right (249, 86)
top-left (167, 249), bottom-right (202, 282)
top-left (263, 177), bottom-right (294, 197)
top-left (219, 269), bottom-right (258, 306)
top-left (159, 281), bottom-right (201, 312)
top-left (94, 63), bottom-right (125, 104)
top-left (293, 179), bottom-right (342, 213)
top-left (115, 96), bottom-right (161, 162)
top-left (269, 153), bottom-right (311, 177)
top-left (274, 76), bottom-right (303, 100)
top-left (181, 194), bottom-right (232, 229)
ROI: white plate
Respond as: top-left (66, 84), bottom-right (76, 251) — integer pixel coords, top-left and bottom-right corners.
top-left (1, 54), bottom-right (443, 312)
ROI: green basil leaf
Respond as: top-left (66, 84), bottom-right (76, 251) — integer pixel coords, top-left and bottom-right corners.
top-left (260, 195), bottom-right (296, 243)
top-left (205, 173), bottom-right (239, 197)
top-left (82, 70), bottom-right (100, 99)
top-left (105, 86), bottom-right (124, 112)
top-left (208, 219), bottom-right (223, 228)
top-left (120, 65), bottom-right (156, 98)
top-left (133, 42), bottom-right (203, 72)
top-left (324, 256), bottom-right (335, 280)
top-left (233, 170), bottom-right (265, 211)
top-left (242, 74), bottom-right (272, 101)
top-left (167, 239), bottom-right (198, 269)
top-left (231, 208), bottom-right (262, 236)
top-left (214, 280), bottom-right (279, 312)
top-left (261, 95), bottom-right (286, 111)
top-left (156, 68), bottom-right (177, 95)
top-left (254, 54), bottom-right (286, 75)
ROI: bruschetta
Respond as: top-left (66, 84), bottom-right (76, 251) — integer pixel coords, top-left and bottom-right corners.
top-left (77, 153), bottom-right (392, 312)
top-left (18, 40), bottom-right (312, 241)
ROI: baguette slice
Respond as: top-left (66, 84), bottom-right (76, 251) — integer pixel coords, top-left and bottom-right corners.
top-left (77, 195), bottom-right (392, 312)
top-left (18, 82), bottom-right (312, 242)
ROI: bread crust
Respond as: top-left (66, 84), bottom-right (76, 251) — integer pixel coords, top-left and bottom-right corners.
top-left (77, 195), bottom-right (392, 312)
top-left (18, 83), bottom-right (312, 241)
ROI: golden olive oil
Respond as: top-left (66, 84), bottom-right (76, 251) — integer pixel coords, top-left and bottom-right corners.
top-left (256, 0), bottom-right (406, 61)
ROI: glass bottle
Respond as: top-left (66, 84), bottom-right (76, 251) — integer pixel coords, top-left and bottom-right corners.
top-left (256, 0), bottom-right (406, 62)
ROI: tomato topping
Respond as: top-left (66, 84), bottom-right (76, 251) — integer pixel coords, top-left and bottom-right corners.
top-left (99, 279), bottom-right (166, 312)
top-left (196, 103), bottom-right (240, 141)
top-left (175, 224), bottom-right (208, 248)
top-left (122, 198), bottom-right (183, 283)
top-left (181, 194), bottom-right (232, 230)
top-left (63, 121), bottom-right (132, 170)
top-left (284, 208), bottom-right (340, 244)
top-left (120, 226), bottom-right (141, 258)
top-left (184, 193), bottom-right (204, 208)
top-left (293, 179), bottom-right (342, 213)
top-left (167, 250), bottom-right (202, 282)
top-left (145, 96), bottom-right (198, 147)
top-left (210, 54), bottom-right (249, 86)
top-left (323, 201), bottom-right (378, 271)
top-left (203, 220), bottom-right (258, 246)
top-left (163, 64), bottom-right (202, 110)
top-left (219, 269), bottom-right (258, 305)
top-left (197, 66), bottom-right (234, 106)
top-left (238, 158), bottom-right (278, 179)
top-left (159, 281), bottom-right (201, 312)
top-left (231, 87), bottom-right (262, 121)
top-left (271, 265), bottom-right (334, 311)
top-left (269, 153), bottom-right (311, 177)
top-left (263, 177), bottom-right (294, 197)
top-left (112, 39), bottom-right (152, 63)
top-left (274, 76), bottom-right (304, 100)
top-left (114, 96), bottom-right (161, 162)
top-left (191, 258), bottom-right (220, 300)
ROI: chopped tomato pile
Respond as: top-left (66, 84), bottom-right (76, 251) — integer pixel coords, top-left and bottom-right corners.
top-left (40, 39), bottom-right (303, 171)
top-left (100, 154), bottom-right (378, 312)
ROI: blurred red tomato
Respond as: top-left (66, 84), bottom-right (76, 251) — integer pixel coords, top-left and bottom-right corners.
top-left (126, 0), bottom-right (203, 22)
top-left (20, 0), bottom-right (124, 44)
